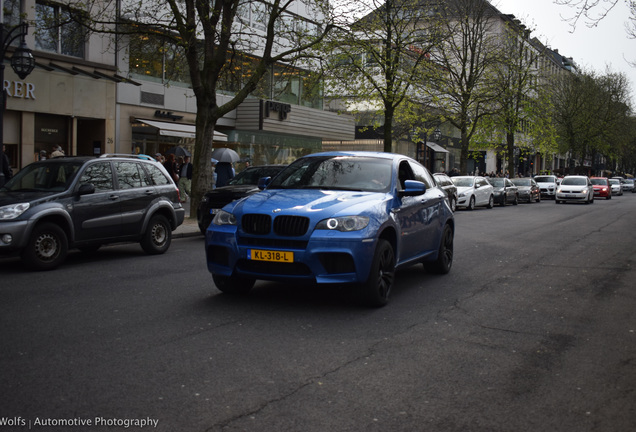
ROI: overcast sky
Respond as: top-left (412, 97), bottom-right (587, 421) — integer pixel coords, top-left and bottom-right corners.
top-left (495, 0), bottom-right (636, 102)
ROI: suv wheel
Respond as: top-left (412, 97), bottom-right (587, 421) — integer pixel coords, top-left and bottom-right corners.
top-left (358, 239), bottom-right (395, 307)
top-left (141, 215), bottom-right (172, 254)
top-left (424, 224), bottom-right (454, 274)
top-left (22, 223), bottom-right (68, 271)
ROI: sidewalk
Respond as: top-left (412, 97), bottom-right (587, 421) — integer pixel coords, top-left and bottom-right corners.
top-left (173, 200), bottom-right (204, 238)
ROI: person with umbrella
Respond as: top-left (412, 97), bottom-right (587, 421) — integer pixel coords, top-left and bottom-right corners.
top-left (215, 161), bottom-right (234, 188)
top-left (210, 148), bottom-right (239, 188)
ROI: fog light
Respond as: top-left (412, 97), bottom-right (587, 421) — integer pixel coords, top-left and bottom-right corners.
top-left (1, 234), bottom-right (13, 245)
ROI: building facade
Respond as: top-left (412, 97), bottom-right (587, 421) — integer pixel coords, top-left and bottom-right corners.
top-left (3, 0), bottom-right (354, 175)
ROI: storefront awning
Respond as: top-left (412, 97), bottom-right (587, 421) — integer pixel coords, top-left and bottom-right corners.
top-left (426, 142), bottom-right (448, 153)
top-left (136, 119), bottom-right (227, 141)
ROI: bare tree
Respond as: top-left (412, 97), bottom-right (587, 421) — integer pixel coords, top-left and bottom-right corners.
top-left (550, 68), bottom-right (632, 172)
top-left (53, 0), bottom-right (336, 213)
top-left (424, 0), bottom-right (504, 174)
top-left (324, 0), bottom-right (446, 153)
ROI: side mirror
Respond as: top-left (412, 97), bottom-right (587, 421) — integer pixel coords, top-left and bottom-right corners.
top-left (399, 179), bottom-right (427, 197)
top-left (77, 183), bottom-right (95, 196)
top-left (257, 176), bottom-right (272, 190)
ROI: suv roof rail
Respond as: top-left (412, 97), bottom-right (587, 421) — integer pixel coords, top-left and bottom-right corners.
top-left (99, 153), bottom-right (156, 161)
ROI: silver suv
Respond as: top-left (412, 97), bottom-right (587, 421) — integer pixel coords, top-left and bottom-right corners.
top-left (534, 175), bottom-right (558, 199)
top-left (0, 154), bottom-right (185, 270)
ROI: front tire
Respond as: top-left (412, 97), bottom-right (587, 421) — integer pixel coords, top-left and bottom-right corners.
top-left (141, 215), bottom-right (172, 254)
top-left (424, 224), bottom-right (454, 275)
top-left (21, 223), bottom-right (68, 271)
top-left (450, 197), bottom-right (457, 212)
top-left (486, 195), bottom-right (494, 209)
top-left (358, 239), bottom-right (395, 307)
top-left (467, 196), bottom-right (476, 210)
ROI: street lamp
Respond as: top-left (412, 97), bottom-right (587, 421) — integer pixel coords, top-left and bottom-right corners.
top-left (0, 20), bottom-right (34, 186)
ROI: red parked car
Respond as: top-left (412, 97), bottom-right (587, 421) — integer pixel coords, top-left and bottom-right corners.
top-left (590, 177), bottom-right (612, 200)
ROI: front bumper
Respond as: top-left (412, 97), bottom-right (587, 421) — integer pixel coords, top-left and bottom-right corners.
top-left (556, 191), bottom-right (589, 201)
top-left (205, 227), bottom-right (377, 284)
top-left (0, 220), bottom-right (32, 254)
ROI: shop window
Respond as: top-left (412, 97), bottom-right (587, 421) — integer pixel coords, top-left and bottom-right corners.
top-left (35, 1), bottom-right (86, 58)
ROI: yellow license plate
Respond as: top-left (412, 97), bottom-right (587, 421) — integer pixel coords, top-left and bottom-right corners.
top-left (249, 249), bottom-right (293, 263)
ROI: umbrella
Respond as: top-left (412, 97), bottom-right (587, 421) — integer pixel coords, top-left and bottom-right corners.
top-left (211, 147), bottom-right (240, 163)
top-left (164, 146), bottom-right (191, 157)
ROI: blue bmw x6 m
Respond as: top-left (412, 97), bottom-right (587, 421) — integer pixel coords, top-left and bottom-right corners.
top-left (205, 151), bottom-right (454, 307)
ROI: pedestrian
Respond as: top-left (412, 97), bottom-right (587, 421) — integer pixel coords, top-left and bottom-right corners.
top-left (163, 153), bottom-right (179, 184)
top-left (39, 150), bottom-right (47, 161)
top-left (154, 153), bottom-right (162, 162)
top-left (51, 145), bottom-right (65, 158)
top-left (215, 161), bottom-right (234, 188)
top-left (178, 155), bottom-right (192, 202)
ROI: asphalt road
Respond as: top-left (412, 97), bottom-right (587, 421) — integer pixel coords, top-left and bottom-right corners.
top-left (1, 194), bottom-right (635, 432)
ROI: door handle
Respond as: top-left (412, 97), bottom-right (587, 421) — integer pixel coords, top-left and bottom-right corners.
top-left (108, 194), bottom-right (119, 200)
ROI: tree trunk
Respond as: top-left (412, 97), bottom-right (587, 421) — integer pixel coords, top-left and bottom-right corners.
top-left (506, 131), bottom-right (515, 177)
top-left (383, 106), bottom-right (394, 153)
top-left (459, 126), bottom-right (469, 174)
top-left (189, 98), bottom-right (220, 219)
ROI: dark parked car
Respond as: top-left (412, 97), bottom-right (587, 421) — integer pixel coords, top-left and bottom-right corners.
top-left (205, 151), bottom-right (454, 307)
top-left (511, 177), bottom-right (541, 203)
top-left (487, 177), bottom-right (519, 206)
top-left (197, 164), bottom-right (286, 234)
top-left (0, 154), bottom-right (185, 270)
top-left (433, 173), bottom-right (458, 211)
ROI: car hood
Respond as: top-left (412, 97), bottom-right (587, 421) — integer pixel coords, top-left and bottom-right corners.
top-left (204, 184), bottom-right (258, 197)
top-left (515, 186), bottom-right (532, 191)
top-left (229, 189), bottom-right (389, 220)
top-left (0, 190), bottom-right (60, 206)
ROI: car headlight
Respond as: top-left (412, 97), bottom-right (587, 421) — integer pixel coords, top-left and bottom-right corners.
top-left (0, 203), bottom-right (30, 220)
top-left (316, 216), bottom-right (369, 232)
top-left (212, 209), bottom-right (237, 226)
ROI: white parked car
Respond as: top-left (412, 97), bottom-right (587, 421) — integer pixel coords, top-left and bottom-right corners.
top-left (608, 178), bottom-right (623, 195)
top-left (451, 176), bottom-right (494, 210)
top-left (623, 178), bottom-right (635, 193)
top-left (534, 175), bottom-right (558, 199)
top-left (556, 175), bottom-right (594, 204)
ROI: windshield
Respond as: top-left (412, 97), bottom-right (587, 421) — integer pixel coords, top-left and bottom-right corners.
top-left (609, 179), bottom-right (620, 185)
top-left (268, 156), bottom-right (393, 192)
top-left (534, 176), bottom-right (555, 183)
top-left (488, 178), bottom-right (505, 187)
top-left (562, 177), bottom-right (587, 186)
top-left (511, 178), bottom-right (531, 187)
top-left (2, 161), bottom-right (82, 192)
top-left (451, 177), bottom-right (474, 187)
top-left (590, 178), bottom-right (608, 185)
top-left (228, 166), bottom-right (284, 186)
